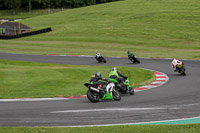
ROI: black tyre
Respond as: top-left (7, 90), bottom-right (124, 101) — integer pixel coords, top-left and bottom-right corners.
top-left (135, 58), bottom-right (140, 64)
top-left (129, 87), bottom-right (135, 95)
top-left (103, 59), bottom-right (106, 63)
top-left (112, 88), bottom-right (121, 101)
top-left (87, 90), bottom-right (100, 103)
top-left (180, 68), bottom-right (186, 76)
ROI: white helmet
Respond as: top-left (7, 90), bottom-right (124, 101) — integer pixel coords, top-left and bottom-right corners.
top-left (95, 72), bottom-right (101, 78)
top-left (112, 67), bottom-right (117, 71)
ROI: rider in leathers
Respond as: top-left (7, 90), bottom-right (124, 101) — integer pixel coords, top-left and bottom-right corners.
top-left (109, 67), bottom-right (127, 84)
top-left (128, 51), bottom-right (134, 59)
top-left (89, 72), bottom-right (107, 94)
top-left (171, 58), bottom-right (183, 72)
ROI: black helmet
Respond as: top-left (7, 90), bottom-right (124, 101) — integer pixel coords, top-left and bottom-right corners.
top-left (95, 72), bottom-right (101, 78)
top-left (128, 51), bottom-right (130, 54)
top-left (112, 67), bottom-right (117, 71)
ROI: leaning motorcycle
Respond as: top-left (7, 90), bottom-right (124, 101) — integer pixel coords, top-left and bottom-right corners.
top-left (109, 78), bottom-right (135, 95)
top-left (84, 81), bottom-right (121, 103)
top-left (176, 63), bottom-right (186, 76)
top-left (95, 56), bottom-right (106, 63)
top-left (128, 54), bottom-right (140, 64)
top-left (95, 53), bottom-right (106, 63)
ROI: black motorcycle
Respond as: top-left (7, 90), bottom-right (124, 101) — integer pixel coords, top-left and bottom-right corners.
top-left (128, 54), bottom-right (140, 64)
top-left (95, 53), bottom-right (106, 63)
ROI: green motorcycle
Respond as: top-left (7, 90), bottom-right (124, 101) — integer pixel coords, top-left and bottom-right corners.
top-left (84, 80), bottom-right (121, 103)
top-left (109, 78), bottom-right (135, 95)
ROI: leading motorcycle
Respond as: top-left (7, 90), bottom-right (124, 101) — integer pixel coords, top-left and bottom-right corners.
top-left (171, 58), bottom-right (186, 76)
top-left (175, 63), bottom-right (186, 76)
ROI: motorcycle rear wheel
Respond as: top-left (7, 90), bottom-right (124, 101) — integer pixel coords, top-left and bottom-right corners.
top-left (87, 90), bottom-right (100, 103)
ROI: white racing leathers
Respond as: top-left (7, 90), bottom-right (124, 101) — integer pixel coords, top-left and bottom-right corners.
top-left (171, 58), bottom-right (182, 71)
top-left (96, 52), bottom-right (101, 58)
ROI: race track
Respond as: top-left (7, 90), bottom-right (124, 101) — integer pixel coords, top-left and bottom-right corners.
top-left (0, 52), bottom-right (200, 126)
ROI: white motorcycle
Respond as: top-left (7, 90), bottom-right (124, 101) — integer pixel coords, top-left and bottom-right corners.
top-left (171, 58), bottom-right (186, 76)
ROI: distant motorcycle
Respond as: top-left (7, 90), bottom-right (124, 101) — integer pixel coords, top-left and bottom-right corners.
top-left (171, 58), bottom-right (186, 76)
top-left (95, 52), bottom-right (106, 63)
top-left (84, 79), bottom-right (121, 103)
top-left (128, 53), bottom-right (140, 64)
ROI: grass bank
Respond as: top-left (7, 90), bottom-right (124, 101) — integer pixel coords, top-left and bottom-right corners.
top-left (0, 124), bottom-right (200, 133)
top-left (0, 0), bottom-right (199, 59)
top-left (0, 59), bottom-right (155, 99)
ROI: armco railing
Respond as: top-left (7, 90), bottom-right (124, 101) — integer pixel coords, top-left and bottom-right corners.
top-left (0, 27), bottom-right (52, 39)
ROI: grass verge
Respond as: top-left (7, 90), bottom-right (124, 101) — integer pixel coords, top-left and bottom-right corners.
top-left (0, 0), bottom-right (200, 59)
top-left (0, 59), bottom-right (155, 99)
top-left (0, 124), bottom-right (200, 133)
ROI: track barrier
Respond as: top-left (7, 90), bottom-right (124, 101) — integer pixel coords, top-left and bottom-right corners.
top-left (0, 27), bottom-right (52, 39)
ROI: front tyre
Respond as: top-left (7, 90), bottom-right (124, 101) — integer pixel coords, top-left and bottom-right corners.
top-left (135, 58), bottom-right (140, 64)
top-left (112, 88), bottom-right (121, 101)
top-left (129, 87), bottom-right (135, 95)
top-left (87, 90), bottom-right (100, 103)
top-left (180, 67), bottom-right (186, 76)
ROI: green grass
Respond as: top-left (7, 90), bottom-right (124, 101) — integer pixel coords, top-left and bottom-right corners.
top-left (0, 124), bottom-right (200, 133)
top-left (0, 59), bottom-right (155, 99)
top-left (0, 0), bottom-right (200, 59)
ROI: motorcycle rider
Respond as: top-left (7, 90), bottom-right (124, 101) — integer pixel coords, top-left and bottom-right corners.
top-left (95, 51), bottom-right (101, 59)
top-left (109, 67), bottom-right (128, 84)
top-left (89, 72), bottom-right (106, 94)
top-left (171, 58), bottom-right (183, 72)
top-left (128, 51), bottom-right (134, 59)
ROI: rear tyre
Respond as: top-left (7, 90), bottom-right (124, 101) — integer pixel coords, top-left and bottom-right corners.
top-left (87, 90), bottom-right (100, 103)
top-left (112, 88), bottom-right (121, 101)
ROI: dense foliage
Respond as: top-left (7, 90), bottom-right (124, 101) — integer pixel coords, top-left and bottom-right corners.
top-left (0, 0), bottom-right (121, 10)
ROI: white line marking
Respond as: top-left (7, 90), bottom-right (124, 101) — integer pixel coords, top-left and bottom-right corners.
top-left (56, 116), bottom-right (200, 127)
top-left (50, 108), bottom-right (165, 113)
top-left (0, 98), bottom-right (69, 102)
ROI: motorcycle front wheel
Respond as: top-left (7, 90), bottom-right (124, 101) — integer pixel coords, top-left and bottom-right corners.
top-left (129, 87), bottom-right (135, 95)
top-left (180, 67), bottom-right (186, 76)
top-left (87, 90), bottom-right (100, 103)
top-left (112, 88), bottom-right (121, 101)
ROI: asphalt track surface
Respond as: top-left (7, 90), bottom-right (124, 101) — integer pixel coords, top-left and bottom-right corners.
top-left (0, 52), bottom-right (200, 126)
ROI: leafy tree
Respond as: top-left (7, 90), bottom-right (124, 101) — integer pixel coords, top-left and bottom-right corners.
top-left (3, 0), bottom-right (21, 15)
top-left (27, 0), bottom-right (41, 13)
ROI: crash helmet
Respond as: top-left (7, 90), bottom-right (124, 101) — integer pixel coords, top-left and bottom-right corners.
top-left (112, 67), bottom-right (117, 71)
top-left (128, 51), bottom-right (130, 54)
top-left (95, 72), bottom-right (101, 78)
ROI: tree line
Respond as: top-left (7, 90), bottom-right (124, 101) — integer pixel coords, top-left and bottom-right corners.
top-left (0, 0), bottom-right (121, 13)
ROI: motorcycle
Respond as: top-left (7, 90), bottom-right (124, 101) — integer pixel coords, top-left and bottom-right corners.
top-left (95, 52), bottom-right (106, 63)
top-left (176, 63), bottom-right (186, 76)
top-left (109, 78), bottom-right (135, 95)
top-left (84, 80), bottom-right (121, 103)
top-left (171, 59), bottom-right (186, 76)
top-left (128, 54), bottom-right (140, 64)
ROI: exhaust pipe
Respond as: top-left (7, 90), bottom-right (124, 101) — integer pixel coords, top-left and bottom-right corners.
top-left (90, 87), bottom-right (99, 92)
